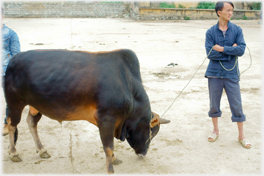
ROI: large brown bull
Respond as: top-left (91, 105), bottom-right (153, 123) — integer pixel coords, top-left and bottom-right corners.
top-left (4, 49), bottom-right (170, 173)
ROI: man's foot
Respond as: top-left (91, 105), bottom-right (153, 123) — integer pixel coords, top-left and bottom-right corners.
top-left (3, 124), bottom-right (9, 136)
top-left (208, 132), bottom-right (218, 142)
top-left (239, 138), bottom-right (251, 149)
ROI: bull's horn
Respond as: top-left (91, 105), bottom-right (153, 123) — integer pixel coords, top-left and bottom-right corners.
top-left (159, 118), bottom-right (170, 124)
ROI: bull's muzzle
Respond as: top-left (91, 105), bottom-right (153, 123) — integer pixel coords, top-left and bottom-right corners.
top-left (137, 154), bottom-right (145, 157)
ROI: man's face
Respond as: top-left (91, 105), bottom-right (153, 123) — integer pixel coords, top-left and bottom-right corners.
top-left (218, 2), bottom-right (233, 21)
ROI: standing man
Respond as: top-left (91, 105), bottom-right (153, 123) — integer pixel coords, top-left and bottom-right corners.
top-left (205, 2), bottom-right (251, 149)
top-left (2, 8), bottom-right (21, 135)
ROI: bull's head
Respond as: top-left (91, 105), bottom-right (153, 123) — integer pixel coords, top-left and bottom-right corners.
top-left (125, 112), bottom-right (170, 156)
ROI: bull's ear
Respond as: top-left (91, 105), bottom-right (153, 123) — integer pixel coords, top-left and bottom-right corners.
top-left (150, 112), bottom-right (160, 128)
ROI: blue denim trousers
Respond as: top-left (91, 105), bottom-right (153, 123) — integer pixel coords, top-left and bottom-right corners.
top-left (208, 78), bottom-right (246, 122)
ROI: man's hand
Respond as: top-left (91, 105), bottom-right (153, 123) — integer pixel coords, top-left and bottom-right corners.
top-left (213, 43), bottom-right (237, 52)
top-left (213, 44), bottom-right (224, 52)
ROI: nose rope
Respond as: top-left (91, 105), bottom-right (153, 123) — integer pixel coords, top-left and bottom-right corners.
top-left (219, 56), bottom-right (238, 71)
top-left (145, 114), bottom-right (154, 144)
top-left (219, 46), bottom-right (252, 79)
top-left (145, 128), bottom-right (152, 144)
top-left (160, 47), bottom-right (214, 118)
top-left (160, 46), bottom-right (252, 118)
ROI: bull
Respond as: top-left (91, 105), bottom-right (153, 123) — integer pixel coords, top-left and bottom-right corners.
top-left (4, 49), bottom-right (170, 173)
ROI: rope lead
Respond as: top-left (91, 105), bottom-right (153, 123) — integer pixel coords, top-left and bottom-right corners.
top-left (160, 46), bottom-right (252, 118)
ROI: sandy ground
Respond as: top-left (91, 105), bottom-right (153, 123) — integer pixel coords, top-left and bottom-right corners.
top-left (1, 18), bottom-right (262, 174)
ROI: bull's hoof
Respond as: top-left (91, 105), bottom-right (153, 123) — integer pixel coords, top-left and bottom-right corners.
top-left (112, 158), bottom-right (122, 165)
top-left (10, 154), bottom-right (22, 162)
top-left (107, 164), bottom-right (114, 174)
top-left (39, 149), bottom-right (51, 158)
top-left (107, 169), bottom-right (114, 174)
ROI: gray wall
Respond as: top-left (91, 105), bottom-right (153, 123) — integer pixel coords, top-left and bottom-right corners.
top-left (2, 1), bottom-right (261, 21)
top-left (3, 1), bottom-right (130, 18)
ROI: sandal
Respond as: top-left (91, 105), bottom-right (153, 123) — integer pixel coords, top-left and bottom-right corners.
top-left (239, 139), bottom-right (251, 149)
top-left (208, 133), bottom-right (218, 142)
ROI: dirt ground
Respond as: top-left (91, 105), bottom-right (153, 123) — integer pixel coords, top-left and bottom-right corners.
top-left (1, 18), bottom-right (262, 174)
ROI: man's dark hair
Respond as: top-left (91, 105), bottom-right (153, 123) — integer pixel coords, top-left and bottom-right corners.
top-left (215, 1), bottom-right (234, 17)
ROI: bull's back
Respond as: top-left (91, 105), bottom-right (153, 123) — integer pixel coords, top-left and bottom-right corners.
top-left (6, 50), bottom-right (99, 121)
top-left (7, 50), bottom-right (97, 100)
top-left (5, 49), bottom-right (142, 122)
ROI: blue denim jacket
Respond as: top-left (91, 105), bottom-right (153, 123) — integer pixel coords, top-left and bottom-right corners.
top-left (205, 21), bottom-right (246, 79)
top-left (2, 24), bottom-right (21, 76)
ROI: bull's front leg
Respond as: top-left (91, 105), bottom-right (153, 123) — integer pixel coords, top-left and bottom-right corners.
top-left (97, 116), bottom-right (116, 174)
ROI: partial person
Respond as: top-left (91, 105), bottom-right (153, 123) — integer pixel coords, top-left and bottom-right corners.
top-left (2, 8), bottom-right (21, 135)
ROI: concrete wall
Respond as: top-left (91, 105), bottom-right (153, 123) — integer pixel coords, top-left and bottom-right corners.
top-left (3, 1), bottom-right (130, 18)
top-left (173, 2), bottom-right (198, 9)
top-left (130, 6), bottom-right (261, 21)
top-left (145, 1), bottom-right (258, 10)
top-left (2, 1), bottom-right (261, 21)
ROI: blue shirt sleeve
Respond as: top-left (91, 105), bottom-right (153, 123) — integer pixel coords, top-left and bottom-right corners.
top-left (223, 26), bottom-right (246, 56)
top-left (205, 29), bottom-right (229, 61)
top-left (9, 30), bottom-right (21, 58)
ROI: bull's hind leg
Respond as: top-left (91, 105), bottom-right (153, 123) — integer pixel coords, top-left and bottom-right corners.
top-left (27, 110), bottom-right (51, 158)
top-left (8, 120), bottom-right (22, 162)
top-left (7, 107), bottom-right (24, 162)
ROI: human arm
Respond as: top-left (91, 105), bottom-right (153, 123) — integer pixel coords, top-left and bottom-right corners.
top-left (213, 43), bottom-right (237, 52)
top-left (9, 31), bottom-right (21, 58)
top-left (205, 30), bottom-right (228, 60)
top-left (222, 27), bottom-right (246, 56)
top-left (213, 44), bottom-right (224, 52)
